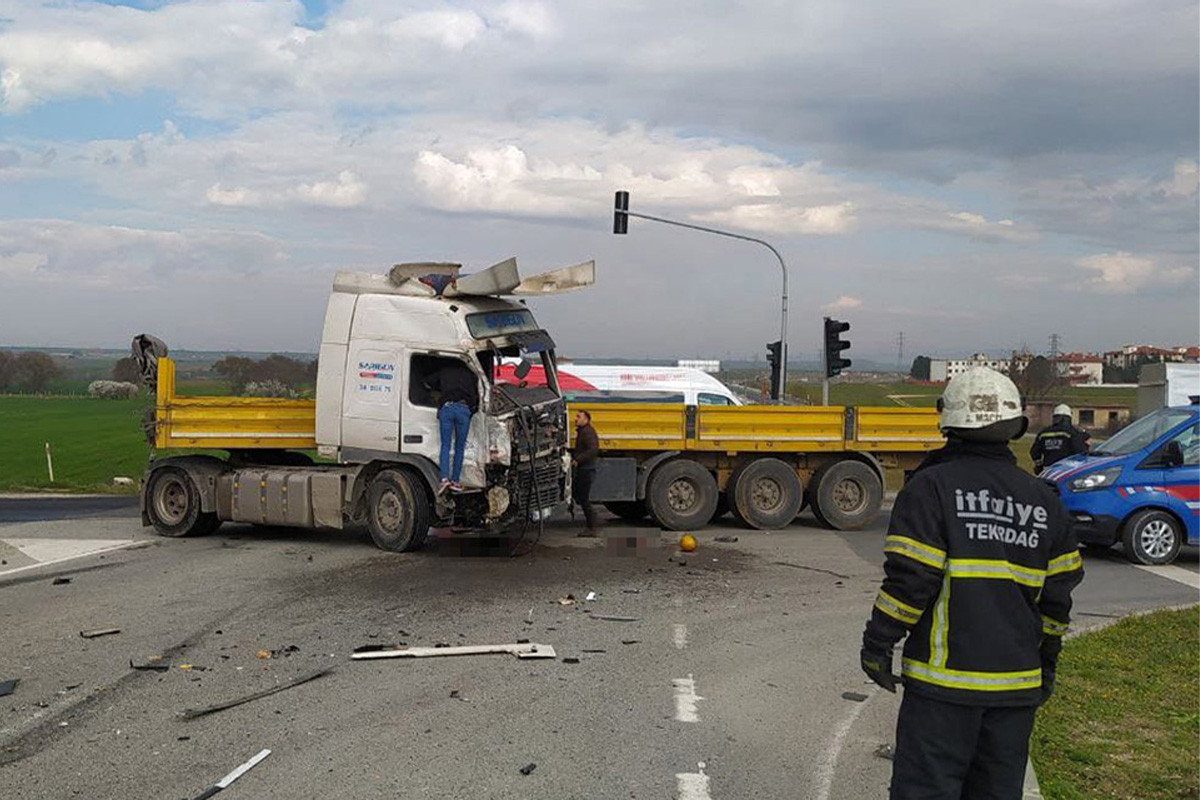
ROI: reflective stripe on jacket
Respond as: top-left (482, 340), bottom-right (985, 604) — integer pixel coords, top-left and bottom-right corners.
top-left (864, 441), bottom-right (1084, 706)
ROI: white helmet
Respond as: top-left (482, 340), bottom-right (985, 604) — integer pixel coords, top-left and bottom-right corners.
top-left (1053, 404), bottom-right (1071, 417)
top-left (939, 367), bottom-right (1023, 431)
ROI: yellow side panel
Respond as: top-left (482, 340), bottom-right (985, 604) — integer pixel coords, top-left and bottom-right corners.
top-left (571, 403), bottom-right (687, 450)
top-left (155, 357), bottom-right (318, 450)
top-left (853, 407), bottom-right (943, 452)
top-left (694, 405), bottom-right (846, 452)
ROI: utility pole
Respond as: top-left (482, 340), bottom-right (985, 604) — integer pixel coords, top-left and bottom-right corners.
top-left (613, 191), bottom-right (790, 401)
top-left (1048, 333), bottom-right (1062, 361)
top-left (897, 331), bottom-right (905, 373)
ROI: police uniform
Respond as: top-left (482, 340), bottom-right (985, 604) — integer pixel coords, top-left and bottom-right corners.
top-left (1030, 419), bottom-right (1089, 473)
top-left (863, 440), bottom-right (1084, 799)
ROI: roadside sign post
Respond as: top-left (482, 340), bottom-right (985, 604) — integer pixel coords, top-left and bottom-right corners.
top-left (613, 191), bottom-right (790, 401)
top-left (45, 442), bottom-right (55, 484)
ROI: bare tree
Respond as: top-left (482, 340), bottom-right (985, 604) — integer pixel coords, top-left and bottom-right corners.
top-left (14, 351), bottom-right (61, 393)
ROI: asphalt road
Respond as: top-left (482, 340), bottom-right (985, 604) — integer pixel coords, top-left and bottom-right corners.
top-left (0, 499), bottom-right (1195, 800)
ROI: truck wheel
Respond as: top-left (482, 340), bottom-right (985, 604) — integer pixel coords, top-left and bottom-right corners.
top-left (366, 470), bottom-right (430, 552)
top-left (1121, 510), bottom-right (1182, 566)
top-left (146, 467), bottom-right (219, 537)
top-left (647, 460), bottom-right (718, 531)
top-left (604, 501), bottom-right (648, 523)
top-left (811, 460), bottom-right (883, 531)
top-left (731, 458), bottom-right (803, 530)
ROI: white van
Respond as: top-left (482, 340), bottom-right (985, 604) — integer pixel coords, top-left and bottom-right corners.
top-left (497, 362), bottom-right (741, 406)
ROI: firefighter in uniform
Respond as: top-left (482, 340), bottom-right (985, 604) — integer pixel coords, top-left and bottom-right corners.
top-left (861, 367), bottom-right (1084, 800)
top-left (1030, 404), bottom-right (1089, 473)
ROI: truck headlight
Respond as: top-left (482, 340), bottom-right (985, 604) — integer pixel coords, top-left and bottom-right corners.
top-left (1068, 466), bottom-right (1122, 493)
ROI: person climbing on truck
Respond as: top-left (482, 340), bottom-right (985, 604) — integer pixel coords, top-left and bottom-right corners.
top-left (428, 359), bottom-right (480, 493)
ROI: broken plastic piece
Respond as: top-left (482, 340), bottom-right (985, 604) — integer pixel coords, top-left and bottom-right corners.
top-left (351, 643), bottom-right (556, 661)
top-left (79, 628), bottom-right (120, 639)
top-left (519, 763), bottom-right (537, 776)
top-left (557, 595), bottom-right (576, 606)
top-left (52, 577), bottom-right (71, 585)
top-left (188, 748), bottom-right (271, 799)
top-left (181, 669), bottom-right (333, 720)
top-left (585, 591), bottom-right (596, 602)
top-left (0, 679), bottom-right (18, 697)
top-left (841, 691), bottom-right (869, 702)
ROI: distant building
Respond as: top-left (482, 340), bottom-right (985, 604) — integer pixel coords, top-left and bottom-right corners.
top-left (1056, 352), bottom-right (1103, 385)
top-left (1103, 344), bottom-right (1200, 370)
top-left (929, 354), bottom-right (1009, 382)
top-left (1027, 400), bottom-right (1131, 434)
top-left (677, 359), bottom-right (720, 374)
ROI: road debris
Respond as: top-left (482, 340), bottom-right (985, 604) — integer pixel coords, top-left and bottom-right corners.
top-left (180, 669), bottom-right (333, 720)
top-left (581, 648), bottom-right (607, 653)
top-left (874, 743), bottom-right (895, 761)
top-left (255, 649), bottom-right (272, 660)
top-left (130, 659), bottom-right (169, 673)
top-left (188, 748), bottom-right (271, 799)
top-left (519, 763), bottom-right (537, 776)
top-left (51, 577), bottom-right (71, 585)
top-left (352, 643), bottom-right (556, 661)
top-left (585, 591), bottom-right (596, 601)
top-left (557, 595), bottom-right (576, 606)
top-left (0, 679), bottom-right (18, 697)
top-left (561, 657), bottom-right (580, 664)
top-left (621, 588), bottom-right (641, 594)
top-left (714, 536), bottom-right (739, 543)
top-left (591, 615), bottom-right (640, 622)
top-left (841, 691), bottom-right (869, 702)
top-left (621, 639), bottom-right (641, 645)
top-left (525, 607), bottom-right (534, 625)
top-left (79, 628), bottom-right (120, 639)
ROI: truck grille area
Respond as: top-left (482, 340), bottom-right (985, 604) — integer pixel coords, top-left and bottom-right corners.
top-left (512, 456), bottom-right (565, 514)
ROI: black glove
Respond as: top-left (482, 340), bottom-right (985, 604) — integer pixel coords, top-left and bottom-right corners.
top-left (861, 644), bottom-right (897, 693)
top-left (1040, 667), bottom-right (1056, 704)
top-left (1040, 638), bottom-right (1060, 704)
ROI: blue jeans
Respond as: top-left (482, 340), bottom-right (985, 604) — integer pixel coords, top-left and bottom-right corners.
top-left (438, 401), bottom-right (472, 482)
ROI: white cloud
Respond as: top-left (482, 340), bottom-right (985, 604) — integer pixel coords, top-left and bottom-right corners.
top-left (206, 184), bottom-right (265, 208)
top-left (1075, 251), bottom-right (1196, 294)
top-left (294, 170), bottom-right (367, 208)
top-left (491, 1), bottom-right (557, 38)
top-left (386, 10), bottom-right (486, 51)
top-left (822, 295), bottom-right (863, 312)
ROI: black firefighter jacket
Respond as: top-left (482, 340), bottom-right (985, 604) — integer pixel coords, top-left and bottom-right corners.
top-left (1030, 419), bottom-right (1089, 472)
top-left (864, 441), bottom-right (1084, 706)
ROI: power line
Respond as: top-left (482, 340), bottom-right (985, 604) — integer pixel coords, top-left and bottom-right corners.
top-left (1048, 333), bottom-right (1062, 360)
top-left (897, 332), bottom-right (905, 371)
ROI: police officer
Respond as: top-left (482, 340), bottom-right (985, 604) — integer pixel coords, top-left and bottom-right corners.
top-left (861, 367), bottom-right (1084, 800)
top-left (1030, 404), bottom-right (1089, 473)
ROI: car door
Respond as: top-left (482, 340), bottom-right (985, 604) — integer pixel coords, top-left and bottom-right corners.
top-left (1161, 420), bottom-right (1200, 543)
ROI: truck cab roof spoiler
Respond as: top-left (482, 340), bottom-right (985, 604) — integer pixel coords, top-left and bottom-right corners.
top-left (332, 258), bottom-right (595, 299)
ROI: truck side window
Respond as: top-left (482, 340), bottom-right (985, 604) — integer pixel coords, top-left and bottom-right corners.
top-left (409, 354), bottom-right (469, 408)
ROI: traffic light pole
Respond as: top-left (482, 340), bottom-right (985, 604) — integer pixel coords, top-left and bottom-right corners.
top-left (619, 209), bottom-right (790, 400)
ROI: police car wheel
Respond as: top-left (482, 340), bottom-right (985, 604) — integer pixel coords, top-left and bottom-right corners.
top-left (1121, 510), bottom-right (1182, 566)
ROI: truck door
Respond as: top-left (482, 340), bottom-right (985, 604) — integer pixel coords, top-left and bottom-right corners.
top-left (341, 344), bottom-right (401, 452)
top-left (404, 353), bottom-right (488, 488)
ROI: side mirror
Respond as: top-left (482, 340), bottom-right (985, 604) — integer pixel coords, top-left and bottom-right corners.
top-left (1163, 440), bottom-right (1184, 468)
top-left (514, 359), bottom-right (532, 380)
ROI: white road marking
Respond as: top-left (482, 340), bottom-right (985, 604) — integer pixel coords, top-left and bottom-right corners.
top-left (673, 674), bottom-right (703, 723)
top-left (0, 540), bottom-right (144, 579)
top-left (812, 686), bottom-right (878, 800)
top-left (676, 762), bottom-right (713, 800)
top-left (1134, 564), bottom-right (1200, 590)
top-left (673, 623), bottom-right (688, 650)
top-left (5, 538), bottom-right (131, 563)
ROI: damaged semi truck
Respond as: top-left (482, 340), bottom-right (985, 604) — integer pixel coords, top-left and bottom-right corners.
top-left (135, 258), bottom-right (594, 551)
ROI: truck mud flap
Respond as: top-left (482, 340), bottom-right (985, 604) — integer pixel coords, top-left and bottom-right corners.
top-left (588, 458), bottom-right (638, 503)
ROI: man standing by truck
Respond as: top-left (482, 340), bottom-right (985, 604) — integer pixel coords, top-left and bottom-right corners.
top-left (572, 409), bottom-right (601, 535)
top-left (860, 367), bottom-right (1084, 799)
top-left (1030, 404), bottom-right (1089, 473)
top-left (428, 360), bottom-right (480, 493)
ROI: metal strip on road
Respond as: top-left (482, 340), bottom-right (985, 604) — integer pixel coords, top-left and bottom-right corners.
top-left (1134, 564), bottom-right (1200, 590)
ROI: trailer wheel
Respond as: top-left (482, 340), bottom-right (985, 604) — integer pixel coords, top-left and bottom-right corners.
top-left (366, 470), bottom-right (430, 552)
top-left (731, 458), bottom-right (803, 530)
top-left (811, 460), bottom-right (883, 531)
top-left (146, 467), bottom-right (219, 537)
top-left (647, 460), bottom-right (718, 531)
top-left (604, 501), bottom-right (648, 523)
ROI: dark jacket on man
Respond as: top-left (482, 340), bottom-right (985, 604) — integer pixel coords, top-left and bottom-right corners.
top-left (428, 362), bottom-right (479, 413)
top-left (1030, 418), bottom-right (1089, 472)
top-left (573, 423), bottom-right (600, 470)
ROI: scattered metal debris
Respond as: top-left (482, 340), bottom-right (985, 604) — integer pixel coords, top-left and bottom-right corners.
top-left (51, 577), bottom-right (71, 585)
top-left (874, 743), bottom-right (895, 761)
top-left (581, 648), bottom-right (607, 653)
top-left (351, 643), bottom-right (556, 661)
top-left (561, 657), bottom-right (580, 664)
top-left (79, 628), bottom-right (120, 639)
top-left (0, 679), bottom-right (18, 697)
top-left (519, 763), bottom-right (537, 776)
top-left (130, 659), bottom-right (169, 673)
top-left (181, 669), bottom-right (333, 720)
top-left (591, 615), bottom-right (640, 622)
top-left (841, 691), bottom-right (869, 702)
top-left (188, 748), bottom-right (271, 799)
top-left (714, 536), bottom-right (739, 543)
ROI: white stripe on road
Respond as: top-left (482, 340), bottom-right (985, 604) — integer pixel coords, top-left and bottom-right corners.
top-left (673, 674), bottom-right (703, 723)
top-left (812, 686), bottom-right (878, 800)
top-left (5, 538), bottom-right (130, 563)
top-left (1134, 564), bottom-right (1200, 589)
top-left (676, 762), bottom-right (713, 800)
top-left (673, 623), bottom-right (688, 650)
top-left (0, 540), bottom-right (145, 579)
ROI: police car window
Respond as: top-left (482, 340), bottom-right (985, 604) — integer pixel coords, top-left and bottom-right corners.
top-left (698, 392), bottom-right (733, 406)
top-left (1171, 423), bottom-right (1200, 467)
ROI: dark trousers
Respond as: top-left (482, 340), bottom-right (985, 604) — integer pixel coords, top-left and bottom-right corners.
top-left (891, 690), bottom-right (1037, 800)
top-left (573, 467), bottom-right (598, 529)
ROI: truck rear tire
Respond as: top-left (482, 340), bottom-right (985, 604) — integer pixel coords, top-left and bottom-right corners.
top-left (146, 466), bottom-right (220, 537)
top-left (647, 460), bottom-right (718, 531)
top-left (811, 460), bottom-right (883, 531)
top-left (366, 470), bottom-right (430, 552)
top-left (731, 458), bottom-right (803, 530)
top-left (1121, 509), bottom-right (1182, 565)
top-left (604, 501), bottom-right (648, 523)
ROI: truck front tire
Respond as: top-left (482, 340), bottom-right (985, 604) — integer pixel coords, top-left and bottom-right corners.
top-left (647, 460), bottom-right (718, 531)
top-left (146, 467), bottom-right (221, 537)
top-left (366, 470), bottom-right (431, 552)
top-left (810, 460), bottom-right (883, 531)
top-left (731, 458), bottom-right (803, 530)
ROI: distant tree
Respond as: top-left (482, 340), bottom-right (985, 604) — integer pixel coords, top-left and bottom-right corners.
top-left (212, 356), bottom-right (257, 393)
top-left (1009, 354), bottom-right (1058, 401)
top-left (909, 355), bottom-right (931, 381)
top-left (14, 351), bottom-right (61, 393)
top-left (0, 350), bottom-right (14, 391)
top-left (111, 356), bottom-right (141, 384)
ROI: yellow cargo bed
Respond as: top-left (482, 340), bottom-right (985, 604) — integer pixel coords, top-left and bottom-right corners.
top-left (154, 357), bottom-right (317, 450)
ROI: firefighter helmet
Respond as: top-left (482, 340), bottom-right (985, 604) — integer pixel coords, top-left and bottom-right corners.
top-left (1053, 404), bottom-right (1071, 417)
top-left (939, 367), bottom-right (1024, 432)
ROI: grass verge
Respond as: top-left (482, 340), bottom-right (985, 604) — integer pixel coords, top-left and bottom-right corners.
top-left (1031, 606), bottom-right (1200, 800)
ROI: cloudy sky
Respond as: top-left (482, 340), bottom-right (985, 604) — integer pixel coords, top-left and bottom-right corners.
top-left (0, 0), bottom-right (1196, 363)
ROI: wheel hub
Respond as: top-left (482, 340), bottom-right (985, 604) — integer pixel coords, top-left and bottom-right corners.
top-left (667, 479), bottom-right (697, 512)
top-left (154, 477), bottom-right (188, 525)
top-left (377, 490), bottom-right (402, 533)
top-left (1140, 519), bottom-right (1175, 559)
top-left (751, 477), bottom-right (782, 512)
top-left (832, 478), bottom-right (866, 514)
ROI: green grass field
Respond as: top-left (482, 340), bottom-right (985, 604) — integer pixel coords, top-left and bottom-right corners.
top-left (0, 395), bottom-right (152, 492)
top-left (1031, 607), bottom-right (1200, 800)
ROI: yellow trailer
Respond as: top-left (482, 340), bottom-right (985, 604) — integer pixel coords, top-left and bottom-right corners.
top-left (572, 402), bottom-right (943, 531)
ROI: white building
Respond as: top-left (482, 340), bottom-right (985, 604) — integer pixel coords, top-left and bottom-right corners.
top-left (1056, 353), bottom-right (1103, 385)
top-left (929, 354), bottom-right (1009, 382)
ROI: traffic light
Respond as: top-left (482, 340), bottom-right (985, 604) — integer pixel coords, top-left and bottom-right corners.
top-left (823, 318), bottom-right (851, 378)
top-left (766, 339), bottom-right (783, 400)
top-left (613, 190), bottom-right (629, 234)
